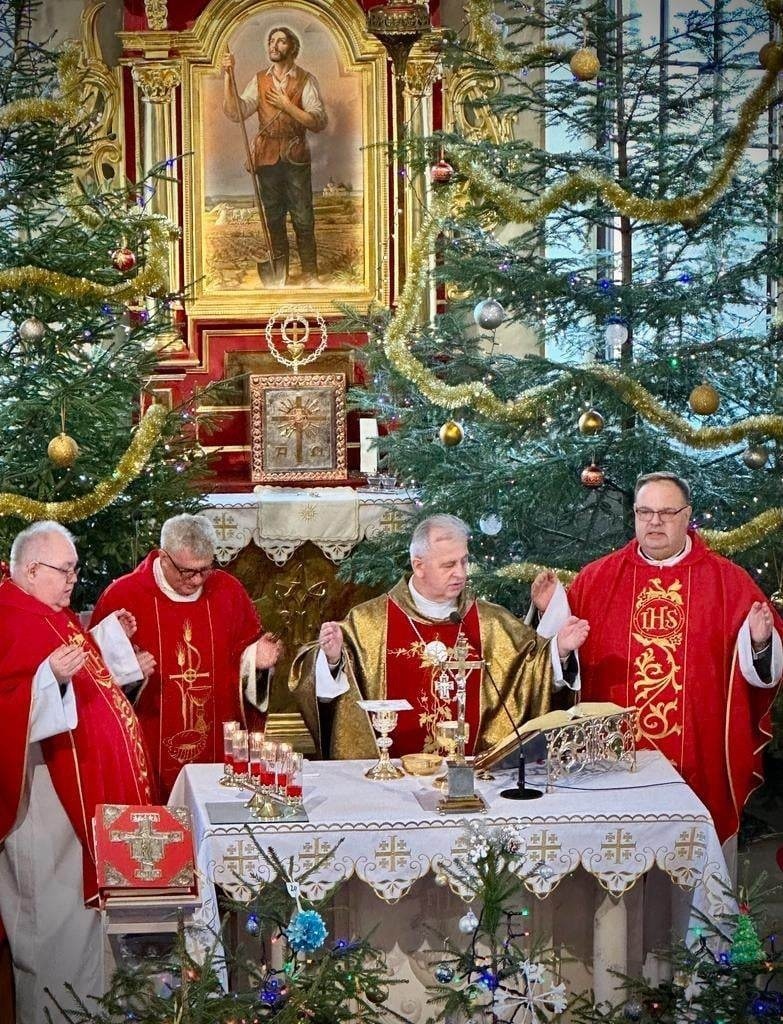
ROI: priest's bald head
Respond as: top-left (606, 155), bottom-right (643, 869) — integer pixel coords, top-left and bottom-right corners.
top-left (409, 514), bottom-right (470, 604)
top-left (9, 520), bottom-right (79, 611)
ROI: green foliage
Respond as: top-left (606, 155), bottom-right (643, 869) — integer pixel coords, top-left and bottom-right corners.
top-left (427, 824), bottom-right (567, 1023)
top-left (570, 880), bottom-right (782, 1024)
top-left (0, 0), bottom-right (206, 601)
top-left (343, 0), bottom-right (783, 611)
top-left (47, 841), bottom-right (402, 1024)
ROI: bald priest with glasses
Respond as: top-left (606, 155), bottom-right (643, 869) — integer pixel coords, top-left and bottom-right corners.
top-left (531, 471), bottom-right (782, 844)
top-left (91, 514), bottom-right (282, 798)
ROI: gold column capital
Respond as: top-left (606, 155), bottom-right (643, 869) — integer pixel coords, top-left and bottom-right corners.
top-left (131, 62), bottom-right (181, 103)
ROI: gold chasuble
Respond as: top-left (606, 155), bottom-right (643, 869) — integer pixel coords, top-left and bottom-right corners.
top-left (289, 578), bottom-right (554, 761)
top-left (568, 531), bottom-right (781, 842)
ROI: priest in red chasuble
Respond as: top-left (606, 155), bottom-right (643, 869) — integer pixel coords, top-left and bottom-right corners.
top-left (532, 472), bottom-right (782, 844)
top-left (290, 514), bottom-right (589, 760)
top-left (91, 513), bottom-right (283, 799)
top-left (0, 521), bottom-right (152, 1024)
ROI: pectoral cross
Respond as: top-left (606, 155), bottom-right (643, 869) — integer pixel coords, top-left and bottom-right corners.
top-left (111, 811), bottom-right (183, 882)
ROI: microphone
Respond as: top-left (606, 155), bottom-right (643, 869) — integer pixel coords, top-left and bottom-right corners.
top-left (447, 611), bottom-right (542, 800)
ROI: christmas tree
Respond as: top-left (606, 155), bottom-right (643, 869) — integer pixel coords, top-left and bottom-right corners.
top-left (569, 885), bottom-right (782, 1024)
top-left (427, 823), bottom-right (567, 1023)
top-left (344, 0), bottom-right (783, 608)
top-left (47, 844), bottom-right (402, 1024)
top-left (0, 0), bottom-right (203, 602)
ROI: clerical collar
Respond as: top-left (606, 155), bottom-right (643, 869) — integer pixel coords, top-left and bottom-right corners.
top-left (153, 555), bottom-right (203, 603)
top-left (408, 578), bottom-right (457, 620)
top-left (638, 534), bottom-right (692, 568)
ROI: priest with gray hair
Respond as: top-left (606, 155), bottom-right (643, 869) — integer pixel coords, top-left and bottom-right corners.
top-left (91, 512), bottom-right (282, 798)
top-left (290, 513), bottom-right (588, 759)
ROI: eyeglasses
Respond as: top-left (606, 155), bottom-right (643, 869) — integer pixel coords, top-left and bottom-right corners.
top-left (634, 505), bottom-right (690, 523)
top-left (163, 550), bottom-right (215, 581)
top-left (36, 560), bottom-right (80, 580)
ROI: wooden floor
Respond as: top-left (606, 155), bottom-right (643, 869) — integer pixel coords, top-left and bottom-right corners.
top-left (0, 939), bottom-right (14, 1024)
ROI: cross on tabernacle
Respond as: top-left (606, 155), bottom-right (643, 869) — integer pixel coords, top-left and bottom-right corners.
top-left (272, 395), bottom-right (328, 464)
top-left (110, 812), bottom-right (183, 882)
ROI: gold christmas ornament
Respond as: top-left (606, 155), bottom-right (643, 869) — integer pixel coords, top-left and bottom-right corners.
top-left (770, 590), bottom-right (783, 614)
top-left (439, 420), bottom-right (464, 446)
top-left (742, 445), bottom-right (770, 470)
top-left (759, 41), bottom-right (783, 71)
top-left (580, 462), bottom-right (605, 488)
top-left (570, 48), bottom-right (601, 81)
top-left (578, 409), bottom-right (605, 435)
top-left (688, 382), bottom-right (721, 416)
top-left (47, 432), bottom-right (79, 468)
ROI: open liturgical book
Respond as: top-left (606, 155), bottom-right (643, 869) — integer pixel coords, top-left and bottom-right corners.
top-left (94, 804), bottom-right (198, 902)
top-left (473, 701), bottom-right (635, 772)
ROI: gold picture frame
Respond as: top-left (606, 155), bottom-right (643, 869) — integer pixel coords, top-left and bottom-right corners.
top-left (176, 0), bottom-right (388, 318)
top-left (249, 372), bottom-right (347, 482)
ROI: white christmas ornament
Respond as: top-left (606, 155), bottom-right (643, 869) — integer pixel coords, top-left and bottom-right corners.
top-left (479, 513), bottom-right (503, 536)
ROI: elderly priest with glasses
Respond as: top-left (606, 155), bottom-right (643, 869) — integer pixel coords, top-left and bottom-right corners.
top-left (0, 521), bottom-right (152, 1022)
top-left (91, 513), bottom-right (283, 799)
top-left (530, 471), bottom-right (782, 845)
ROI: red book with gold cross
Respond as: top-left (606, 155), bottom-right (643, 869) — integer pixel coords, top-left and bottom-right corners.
top-left (94, 804), bottom-right (197, 900)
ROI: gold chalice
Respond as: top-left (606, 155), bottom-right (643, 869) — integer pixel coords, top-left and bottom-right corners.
top-left (365, 708), bottom-right (405, 780)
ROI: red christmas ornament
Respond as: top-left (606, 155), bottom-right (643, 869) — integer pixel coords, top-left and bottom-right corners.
top-left (430, 159), bottom-right (454, 185)
top-left (112, 246), bottom-right (137, 272)
top-left (580, 462), bottom-right (605, 488)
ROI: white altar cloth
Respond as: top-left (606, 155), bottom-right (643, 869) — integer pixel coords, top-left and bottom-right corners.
top-left (170, 751), bottom-right (732, 1010)
top-left (202, 488), bottom-right (414, 565)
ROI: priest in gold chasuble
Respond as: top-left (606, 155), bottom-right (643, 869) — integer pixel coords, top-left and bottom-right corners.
top-left (532, 472), bottom-right (783, 844)
top-left (290, 514), bottom-right (589, 760)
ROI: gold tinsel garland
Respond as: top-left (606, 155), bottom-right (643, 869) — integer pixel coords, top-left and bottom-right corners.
top-left (0, 46), bottom-right (82, 128)
top-left (0, 404), bottom-right (167, 523)
top-left (470, 0), bottom-right (567, 73)
top-left (0, 216), bottom-right (170, 303)
top-left (493, 509), bottom-right (783, 583)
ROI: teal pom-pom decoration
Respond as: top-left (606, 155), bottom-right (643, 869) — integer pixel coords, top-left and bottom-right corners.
top-left (285, 909), bottom-right (328, 952)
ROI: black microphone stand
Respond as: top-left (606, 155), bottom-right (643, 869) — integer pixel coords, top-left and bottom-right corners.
top-left (447, 611), bottom-right (542, 801)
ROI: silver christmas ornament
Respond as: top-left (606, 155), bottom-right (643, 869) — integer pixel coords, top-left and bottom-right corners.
top-left (18, 316), bottom-right (46, 342)
top-left (458, 909), bottom-right (479, 933)
top-left (473, 298), bottom-right (505, 330)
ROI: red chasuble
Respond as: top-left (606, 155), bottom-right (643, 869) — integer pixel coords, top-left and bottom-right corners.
top-left (91, 552), bottom-right (262, 798)
top-left (568, 530), bottom-right (780, 842)
top-left (385, 600), bottom-right (483, 756)
top-left (0, 581), bottom-right (151, 903)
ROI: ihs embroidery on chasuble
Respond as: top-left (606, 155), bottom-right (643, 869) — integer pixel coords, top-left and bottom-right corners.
top-left (630, 577), bottom-right (685, 744)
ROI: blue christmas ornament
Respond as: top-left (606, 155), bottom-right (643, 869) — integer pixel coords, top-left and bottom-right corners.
top-left (246, 913), bottom-right (260, 936)
top-left (435, 964), bottom-right (454, 983)
top-left (478, 968), bottom-right (499, 991)
top-left (285, 908), bottom-right (328, 952)
top-left (597, 277), bottom-right (614, 291)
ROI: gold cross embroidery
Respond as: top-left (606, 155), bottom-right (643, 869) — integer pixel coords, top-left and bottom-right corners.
top-left (375, 836), bottom-right (410, 871)
top-left (525, 830), bottom-right (561, 863)
top-left (674, 827), bottom-right (706, 861)
top-left (601, 829), bottom-right (636, 864)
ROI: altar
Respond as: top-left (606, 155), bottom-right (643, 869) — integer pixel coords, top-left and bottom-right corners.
top-left (170, 751), bottom-right (732, 1019)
